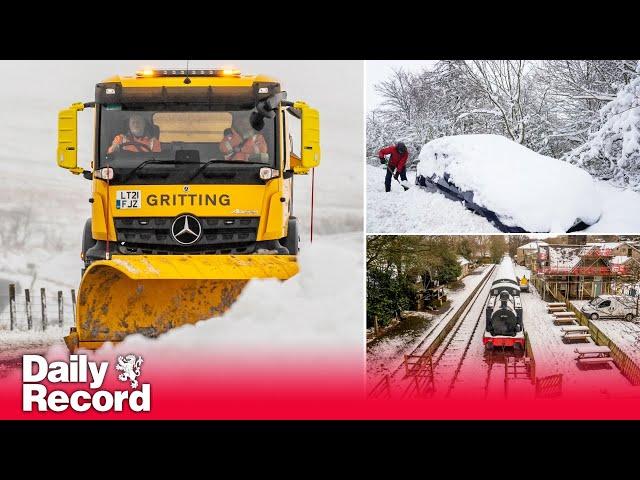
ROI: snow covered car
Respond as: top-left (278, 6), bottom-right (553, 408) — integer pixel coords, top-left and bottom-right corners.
top-left (415, 135), bottom-right (602, 232)
top-left (580, 295), bottom-right (637, 321)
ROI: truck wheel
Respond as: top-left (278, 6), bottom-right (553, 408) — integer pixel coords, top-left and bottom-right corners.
top-left (626, 313), bottom-right (634, 321)
top-left (591, 313), bottom-right (599, 321)
top-left (282, 217), bottom-right (299, 255)
top-left (81, 218), bottom-right (97, 277)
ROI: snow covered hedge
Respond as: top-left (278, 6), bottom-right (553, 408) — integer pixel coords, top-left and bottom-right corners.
top-left (416, 134), bottom-right (602, 232)
top-left (563, 74), bottom-right (640, 191)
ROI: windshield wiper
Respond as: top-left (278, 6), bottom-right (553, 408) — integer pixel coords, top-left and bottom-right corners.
top-left (121, 160), bottom-right (196, 183)
top-left (186, 159), bottom-right (266, 182)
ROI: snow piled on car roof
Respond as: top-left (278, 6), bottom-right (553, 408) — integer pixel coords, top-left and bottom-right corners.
top-left (416, 134), bottom-right (602, 232)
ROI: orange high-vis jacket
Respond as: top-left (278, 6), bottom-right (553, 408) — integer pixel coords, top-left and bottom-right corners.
top-left (219, 128), bottom-right (267, 161)
top-left (108, 133), bottom-right (162, 154)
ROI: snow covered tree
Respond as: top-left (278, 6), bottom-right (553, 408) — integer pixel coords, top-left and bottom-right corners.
top-left (367, 59), bottom-right (640, 187)
top-left (562, 64), bottom-right (640, 190)
top-left (535, 60), bottom-right (639, 155)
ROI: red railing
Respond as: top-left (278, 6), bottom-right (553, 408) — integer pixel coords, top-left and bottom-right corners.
top-left (582, 248), bottom-right (614, 257)
top-left (538, 266), bottom-right (615, 276)
top-left (610, 264), bottom-right (629, 274)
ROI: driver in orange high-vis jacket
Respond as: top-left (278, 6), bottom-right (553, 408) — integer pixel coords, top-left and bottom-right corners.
top-left (108, 114), bottom-right (161, 154)
top-left (219, 113), bottom-right (268, 161)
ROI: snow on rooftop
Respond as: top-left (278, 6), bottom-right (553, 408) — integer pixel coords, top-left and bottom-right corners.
top-left (457, 256), bottom-right (470, 266)
top-left (416, 134), bottom-right (602, 232)
top-left (547, 246), bottom-right (584, 269)
top-left (611, 255), bottom-right (631, 265)
top-left (518, 241), bottom-right (548, 250)
top-left (586, 242), bottom-right (622, 249)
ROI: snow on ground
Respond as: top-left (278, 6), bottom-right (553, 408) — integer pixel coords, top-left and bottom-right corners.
top-left (366, 165), bottom-right (498, 233)
top-left (0, 61), bottom-right (364, 363)
top-left (583, 181), bottom-right (640, 232)
top-left (101, 233), bottom-right (363, 355)
top-left (518, 272), bottom-right (636, 398)
top-left (366, 265), bottom-right (490, 382)
top-left (417, 134), bottom-right (601, 232)
top-left (0, 328), bottom-right (66, 378)
top-left (571, 299), bottom-right (640, 366)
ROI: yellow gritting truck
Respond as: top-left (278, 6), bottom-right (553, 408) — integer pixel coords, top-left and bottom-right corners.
top-left (56, 67), bottom-right (320, 351)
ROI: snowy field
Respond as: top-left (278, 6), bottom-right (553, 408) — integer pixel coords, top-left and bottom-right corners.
top-left (515, 266), bottom-right (637, 397)
top-left (367, 162), bottom-right (640, 234)
top-left (0, 61), bottom-right (364, 363)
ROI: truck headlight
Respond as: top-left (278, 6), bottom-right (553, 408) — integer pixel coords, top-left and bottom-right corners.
top-left (95, 167), bottom-right (114, 180)
top-left (259, 168), bottom-right (279, 180)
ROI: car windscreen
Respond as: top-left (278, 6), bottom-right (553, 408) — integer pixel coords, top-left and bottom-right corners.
top-left (98, 106), bottom-right (276, 184)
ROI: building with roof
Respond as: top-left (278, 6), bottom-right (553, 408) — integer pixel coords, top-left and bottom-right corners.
top-left (534, 242), bottom-right (638, 300)
top-left (516, 241), bottom-right (548, 269)
top-left (457, 256), bottom-right (470, 280)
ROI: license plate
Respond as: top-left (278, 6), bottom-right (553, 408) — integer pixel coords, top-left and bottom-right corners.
top-left (115, 190), bottom-right (141, 209)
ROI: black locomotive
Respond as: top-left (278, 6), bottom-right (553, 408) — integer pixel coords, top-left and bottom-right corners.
top-left (484, 256), bottom-right (524, 350)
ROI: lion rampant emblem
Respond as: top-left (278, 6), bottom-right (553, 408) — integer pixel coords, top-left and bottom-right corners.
top-left (115, 354), bottom-right (144, 388)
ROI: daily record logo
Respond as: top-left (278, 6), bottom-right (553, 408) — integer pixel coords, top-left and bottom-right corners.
top-left (22, 354), bottom-right (150, 413)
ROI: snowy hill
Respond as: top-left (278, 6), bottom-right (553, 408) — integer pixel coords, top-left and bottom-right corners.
top-left (563, 74), bottom-right (640, 191)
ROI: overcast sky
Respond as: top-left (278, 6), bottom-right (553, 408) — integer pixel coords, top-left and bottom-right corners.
top-left (366, 60), bottom-right (438, 112)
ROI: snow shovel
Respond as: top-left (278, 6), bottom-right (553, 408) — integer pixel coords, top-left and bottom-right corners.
top-left (387, 165), bottom-right (410, 191)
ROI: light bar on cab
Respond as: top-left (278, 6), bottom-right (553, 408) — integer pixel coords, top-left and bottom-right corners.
top-left (135, 68), bottom-right (242, 78)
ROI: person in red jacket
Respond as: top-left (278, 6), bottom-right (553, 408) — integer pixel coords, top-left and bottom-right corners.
top-left (379, 142), bottom-right (409, 192)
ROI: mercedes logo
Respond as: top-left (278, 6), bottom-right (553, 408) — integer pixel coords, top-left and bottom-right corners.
top-left (171, 214), bottom-right (202, 245)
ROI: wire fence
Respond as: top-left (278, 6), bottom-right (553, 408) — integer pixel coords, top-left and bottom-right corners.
top-left (0, 284), bottom-right (76, 331)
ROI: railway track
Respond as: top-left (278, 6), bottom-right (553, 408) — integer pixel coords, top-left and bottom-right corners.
top-left (393, 265), bottom-right (497, 399)
top-left (430, 267), bottom-right (494, 397)
top-left (388, 265), bottom-right (496, 382)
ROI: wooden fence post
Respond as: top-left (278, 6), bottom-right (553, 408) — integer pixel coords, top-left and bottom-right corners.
top-left (57, 291), bottom-right (63, 327)
top-left (25, 289), bottom-right (32, 330)
top-left (9, 284), bottom-right (16, 330)
top-left (41, 288), bottom-right (47, 330)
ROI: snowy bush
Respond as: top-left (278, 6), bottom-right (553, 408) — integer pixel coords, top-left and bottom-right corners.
top-left (0, 207), bottom-right (33, 249)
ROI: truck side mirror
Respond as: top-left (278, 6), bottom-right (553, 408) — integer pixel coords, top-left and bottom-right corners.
top-left (57, 102), bottom-right (86, 175)
top-left (292, 101), bottom-right (320, 174)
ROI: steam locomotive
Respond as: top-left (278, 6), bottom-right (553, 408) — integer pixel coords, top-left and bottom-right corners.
top-left (484, 256), bottom-right (525, 350)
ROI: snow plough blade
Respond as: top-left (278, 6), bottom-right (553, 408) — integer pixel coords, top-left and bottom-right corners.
top-left (65, 254), bottom-right (299, 351)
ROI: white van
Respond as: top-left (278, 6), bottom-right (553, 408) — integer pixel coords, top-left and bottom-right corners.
top-left (580, 295), bottom-right (638, 321)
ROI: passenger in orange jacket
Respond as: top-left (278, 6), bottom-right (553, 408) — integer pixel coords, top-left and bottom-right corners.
top-left (108, 114), bottom-right (161, 154)
top-left (219, 113), bottom-right (268, 162)
top-left (379, 142), bottom-right (409, 192)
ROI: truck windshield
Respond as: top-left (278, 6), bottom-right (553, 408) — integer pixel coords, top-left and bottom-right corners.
top-left (98, 107), bottom-right (276, 184)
